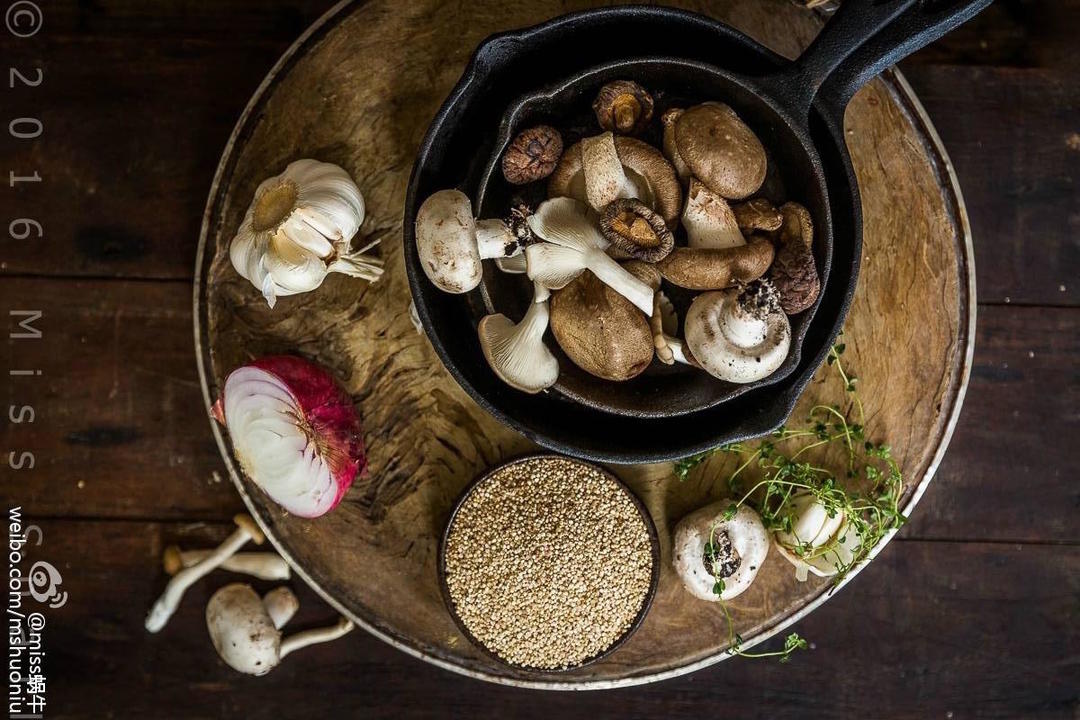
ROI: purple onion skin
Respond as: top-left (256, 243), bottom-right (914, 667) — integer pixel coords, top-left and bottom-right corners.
top-left (214, 355), bottom-right (367, 514)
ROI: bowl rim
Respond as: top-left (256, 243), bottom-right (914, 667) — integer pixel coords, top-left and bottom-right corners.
top-left (436, 453), bottom-right (662, 675)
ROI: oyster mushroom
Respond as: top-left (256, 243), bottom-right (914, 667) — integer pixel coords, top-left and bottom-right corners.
top-left (593, 80), bottom-right (654, 135)
top-left (206, 583), bottom-right (353, 676)
top-left (549, 268), bottom-right (654, 382)
top-left (673, 501), bottom-right (770, 602)
top-left (683, 179), bottom-right (746, 249)
top-left (415, 189), bottom-right (520, 294)
top-left (773, 492), bottom-right (862, 582)
top-left (733, 197), bottom-right (783, 233)
top-left (494, 253), bottom-right (527, 274)
top-left (684, 280), bottom-right (791, 384)
top-left (661, 108), bottom-right (691, 184)
top-left (656, 237), bottom-right (774, 291)
top-left (675, 102), bottom-right (767, 199)
top-left (477, 283), bottom-right (559, 394)
top-left (525, 197), bottom-right (654, 315)
top-left (768, 202), bottom-right (820, 315)
top-left (600, 198), bottom-right (674, 262)
top-left (548, 135), bottom-right (681, 226)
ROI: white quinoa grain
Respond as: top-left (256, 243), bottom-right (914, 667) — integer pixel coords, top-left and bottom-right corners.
top-left (443, 457), bottom-right (654, 670)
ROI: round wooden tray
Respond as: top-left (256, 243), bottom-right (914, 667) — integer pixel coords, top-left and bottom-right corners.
top-left (194, 0), bottom-right (974, 689)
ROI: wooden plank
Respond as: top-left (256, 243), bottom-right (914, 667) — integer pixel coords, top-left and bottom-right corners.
top-left (2, 278), bottom-right (1075, 543)
top-left (899, 65), bottom-right (1079, 307)
top-left (21, 518), bottom-right (1078, 719)
top-left (0, 17), bottom-right (1073, 311)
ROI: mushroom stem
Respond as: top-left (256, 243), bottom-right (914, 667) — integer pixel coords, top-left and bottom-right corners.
top-left (527, 198), bottom-right (654, 314)
top-left (262, 587), bottom-right (300, 630)
top-left (665, 337), bottom-right (700, 368)
top-left (146, 514), bottom-right (265, 633)
top-left (163, 546), bottom-right (291, 581)
top-left (475, 219), bottom-right (521, 260)
top-left (279, 617), bottom-right (355, 659)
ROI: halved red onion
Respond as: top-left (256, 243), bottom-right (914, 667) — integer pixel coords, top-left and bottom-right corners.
top-left (212, 355), bottom-right (366, 518)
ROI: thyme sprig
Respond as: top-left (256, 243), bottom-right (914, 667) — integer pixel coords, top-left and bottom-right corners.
top-left (677, 343), bottom-right (906, 663)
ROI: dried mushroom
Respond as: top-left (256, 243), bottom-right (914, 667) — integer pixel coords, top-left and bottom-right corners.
top-left (501, 126), bottom-right (564, 185)
top-left (768, 202), bottom-right (820, 315)
top-left (674, 102), bottom-right (767, 199)
top-left (593, 80), bottom-right (654, 135)
top-left (732, 197), bottom-right (783, 233)
top-left (656, 236), bottom-right (774, 291)
top-left (548, 135), bottom-right (681, 226)
top-left (550, 269), bottom-right (654, 382)
top-left (600, 199), bottom-right (674, 262)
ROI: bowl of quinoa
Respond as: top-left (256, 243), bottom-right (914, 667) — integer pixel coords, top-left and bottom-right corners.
top-left (439, 455), bottom-right (659, 671)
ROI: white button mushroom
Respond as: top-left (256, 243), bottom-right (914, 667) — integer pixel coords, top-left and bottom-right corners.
top-left (773, 491), bottom-right (862, 582)
top-left (414, 189), bottom-right (520, 294)
top-left (673, 500), bottom-right (770, 602)
top-left (525, 197), bottom-right (654, 315)
top-left (477, 283), bottom-right (560, 394)
top-left (684, 280), bottom-right (792, 384)
top-left (206, 583), bottom-right (354, 676)
top-left (145, 514), bottom-right (265, 633)
top-left (162, 545), bottom-right (291, 582)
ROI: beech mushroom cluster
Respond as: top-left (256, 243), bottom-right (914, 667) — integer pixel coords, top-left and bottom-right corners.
top-left (413, 78), bottom-right (823, 393)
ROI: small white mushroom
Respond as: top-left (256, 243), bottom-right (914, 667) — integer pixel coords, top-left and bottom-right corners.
top-left (673, 500), bottom-right (770, 602)
top-left (773, 492), bottom-right (862, 582)
top-left (145, 514), bottom-right (265, 633)
top-left (162, 545), bottom-right (291, 581)
top-left (262, 586), bottom-right (300, 629)
top-left (682, 179), bottom-right (746, 250)
top-left (684, 280), bottom-right (791, 384)
top-left (206, 583), bottom-right (354, 676)
top-left (525, 197), bottom-right (654, 315)
top-left (414, 189), bottom-right (520, 294)
top-left (477, 283), bottom-right (559, 394)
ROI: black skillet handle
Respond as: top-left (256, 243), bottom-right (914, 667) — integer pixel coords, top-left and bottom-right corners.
top-left (815, 0), bottom-right (995, 116)
top-left (767, 0), bottom-right (993, 122)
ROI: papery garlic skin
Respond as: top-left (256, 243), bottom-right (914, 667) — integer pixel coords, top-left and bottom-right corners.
top-left (230, 159), bottom-right (383, 308)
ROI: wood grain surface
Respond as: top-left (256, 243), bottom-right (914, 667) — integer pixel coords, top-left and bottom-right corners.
top-left (197, 0), bottom-right (970, 686)
top-left (0, 0), bottom-right (1076, 716)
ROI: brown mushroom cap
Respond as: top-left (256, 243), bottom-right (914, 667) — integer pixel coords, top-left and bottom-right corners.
top-left (674, 103), bottom-right (767, 200)
top-left (614, 136), bottom-right (682, 226)
top-left (549, 270), bottom-right (654, 382)
top-left (599, 199), bottom-right (674, 263)
top-left (656, 237), bottom-right (775, 291)
top-left (593, 80), bottom-right (654, 135)
top-left (768, 202), bottom-right (820, 314)
top-left (732, 197), bottom-right (783, 233)
top-left (501, 125), bottom-right (564, 185)
top-left (547, 136), bottom-right (682, 227)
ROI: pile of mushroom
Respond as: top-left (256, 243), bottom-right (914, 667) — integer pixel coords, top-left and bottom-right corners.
top-left (414, 79), bottom-right (822, 393)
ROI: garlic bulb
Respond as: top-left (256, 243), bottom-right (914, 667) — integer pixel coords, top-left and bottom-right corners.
top-left (230, 159), bottom-right (383, 308)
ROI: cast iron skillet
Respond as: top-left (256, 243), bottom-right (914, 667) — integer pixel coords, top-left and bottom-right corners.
top-left (404, 1), bottom-right (990, 464)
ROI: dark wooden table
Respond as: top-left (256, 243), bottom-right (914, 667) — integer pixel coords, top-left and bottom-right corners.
top-left (1, 2), bottom-right (1076, 718)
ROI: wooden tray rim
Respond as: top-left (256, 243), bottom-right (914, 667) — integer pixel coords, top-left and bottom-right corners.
top-left (192, 0), bottom-right (976, 690)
